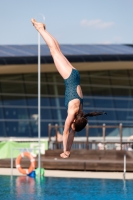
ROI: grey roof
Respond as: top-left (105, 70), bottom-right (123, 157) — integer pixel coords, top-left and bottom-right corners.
top-left (0, 44), bottom-right (133, 65)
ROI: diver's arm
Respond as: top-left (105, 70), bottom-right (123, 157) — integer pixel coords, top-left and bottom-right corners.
top-left (66, 128), bottom-right (75, 152)
top-left (63, 112), bottom-right (75, 152)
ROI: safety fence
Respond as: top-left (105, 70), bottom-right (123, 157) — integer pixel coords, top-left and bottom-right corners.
top-left (48, 123), bottom-right (133, 150)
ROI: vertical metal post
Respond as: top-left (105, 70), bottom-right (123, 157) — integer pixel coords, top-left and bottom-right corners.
top-left (123, 154), bottom-right (126, 179)
top-left (11, 148), bottom-right (13, 176)
top-left (38, 32), bottom-right (41, 176)
top-left (86, 123), bottom-right (89, 150)
top-left (102, 123), bottom-right (106, 150)
top-left (48, 123), bottom-right (52, 143)
top-left (119, 123), bottom-right (123, 150)
top-left (55, 124), bottom-right (59, 149)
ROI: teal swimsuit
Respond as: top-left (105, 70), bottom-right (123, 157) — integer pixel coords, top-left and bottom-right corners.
top-left (64, 68), bottom-right (83, 109)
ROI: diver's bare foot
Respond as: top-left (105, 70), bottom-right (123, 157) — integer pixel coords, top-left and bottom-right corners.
top-left (31, 18), bottom-right (46, 31)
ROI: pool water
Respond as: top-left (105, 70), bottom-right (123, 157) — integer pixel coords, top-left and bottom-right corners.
top-left (0, 175), bottom-right (133, 200)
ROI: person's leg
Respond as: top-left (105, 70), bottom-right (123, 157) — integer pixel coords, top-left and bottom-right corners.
top-left (31, 19), bottom-right (75, 79)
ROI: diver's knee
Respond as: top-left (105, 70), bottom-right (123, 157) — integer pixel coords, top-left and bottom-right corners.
top-left (50, 47), bottom-right (61, 58)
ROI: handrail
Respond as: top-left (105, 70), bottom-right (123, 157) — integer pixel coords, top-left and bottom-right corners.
top-left (48, 123), bottom-right (133, 150)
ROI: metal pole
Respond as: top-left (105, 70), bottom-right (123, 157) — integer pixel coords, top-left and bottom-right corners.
top-left (38, 32), bottom-right (41, 176)
top-left (103, 123), bottom-right (106, 150)
top-left (119, 123), bottom-right (123, 150)
top-left (48, 123), bottom-right (52, 143)
top-left (123, 154), bottom-right (126, 179)
top-left (48, 123), bottom-right (51, 149)
top-left (11, 148), bottom-right (13, 176)
top-left (55, 124), bottom-right (58, 149)
top-left (86, 123), bottom-right (89, 150)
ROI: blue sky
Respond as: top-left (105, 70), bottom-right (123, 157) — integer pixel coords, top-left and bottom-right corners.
top-left (0, 0), bottom-right (133, 45)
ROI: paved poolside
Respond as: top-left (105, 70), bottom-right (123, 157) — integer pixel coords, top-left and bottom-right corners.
top-left (0, 168), bottom-right (133, 179)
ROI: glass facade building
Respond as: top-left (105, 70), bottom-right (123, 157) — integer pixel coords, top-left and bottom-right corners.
top-left (0, 44), bottom-right (133, 137)
top-left (0, 69), bottom-right (133, 137)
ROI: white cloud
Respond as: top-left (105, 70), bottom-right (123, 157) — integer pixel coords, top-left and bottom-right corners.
top-left (80, 19), bottom-right (114, 29)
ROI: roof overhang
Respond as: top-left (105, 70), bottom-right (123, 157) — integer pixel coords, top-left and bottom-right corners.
top-left (0, 61), bottom-right (133, 74)
top-left (0, 44), bottom-right (133, 74)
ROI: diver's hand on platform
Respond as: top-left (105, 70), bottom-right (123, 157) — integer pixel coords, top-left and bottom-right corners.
top-left (60, 151), bottom-right (70, 159)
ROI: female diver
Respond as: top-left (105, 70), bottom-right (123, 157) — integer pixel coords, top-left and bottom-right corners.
top-left (31, 19), bottom-right (106, 158)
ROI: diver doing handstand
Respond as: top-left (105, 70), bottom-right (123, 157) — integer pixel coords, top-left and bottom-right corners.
top-left (31, 18), bottom-right (106, 158)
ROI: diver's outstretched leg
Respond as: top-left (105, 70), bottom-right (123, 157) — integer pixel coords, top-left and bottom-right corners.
top-left (31, 19), bottom-right (75, 79)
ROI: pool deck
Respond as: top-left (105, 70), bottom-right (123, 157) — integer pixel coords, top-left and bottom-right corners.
top-left (0, 168), bottom-right (133, 180)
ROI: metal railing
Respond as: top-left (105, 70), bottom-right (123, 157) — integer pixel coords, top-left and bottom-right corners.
top-left (48, 123), bottom-right (133, 150)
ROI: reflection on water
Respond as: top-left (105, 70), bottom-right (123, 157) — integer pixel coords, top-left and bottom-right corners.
top-left (15, 176), bottom-right (46, 200)
top-left (16, 176), bottom-right (35, 198)
top-left (123, 179), bottom-right (127, 193)
top-left (1, 175), bottom-right (133, 200)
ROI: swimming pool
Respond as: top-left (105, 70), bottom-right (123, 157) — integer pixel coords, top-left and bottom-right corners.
top-left (0, 175), bottom-right (132, 200)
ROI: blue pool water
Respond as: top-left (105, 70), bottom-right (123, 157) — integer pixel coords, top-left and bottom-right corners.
top-left (0, 175), bottom-right (133, 200)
